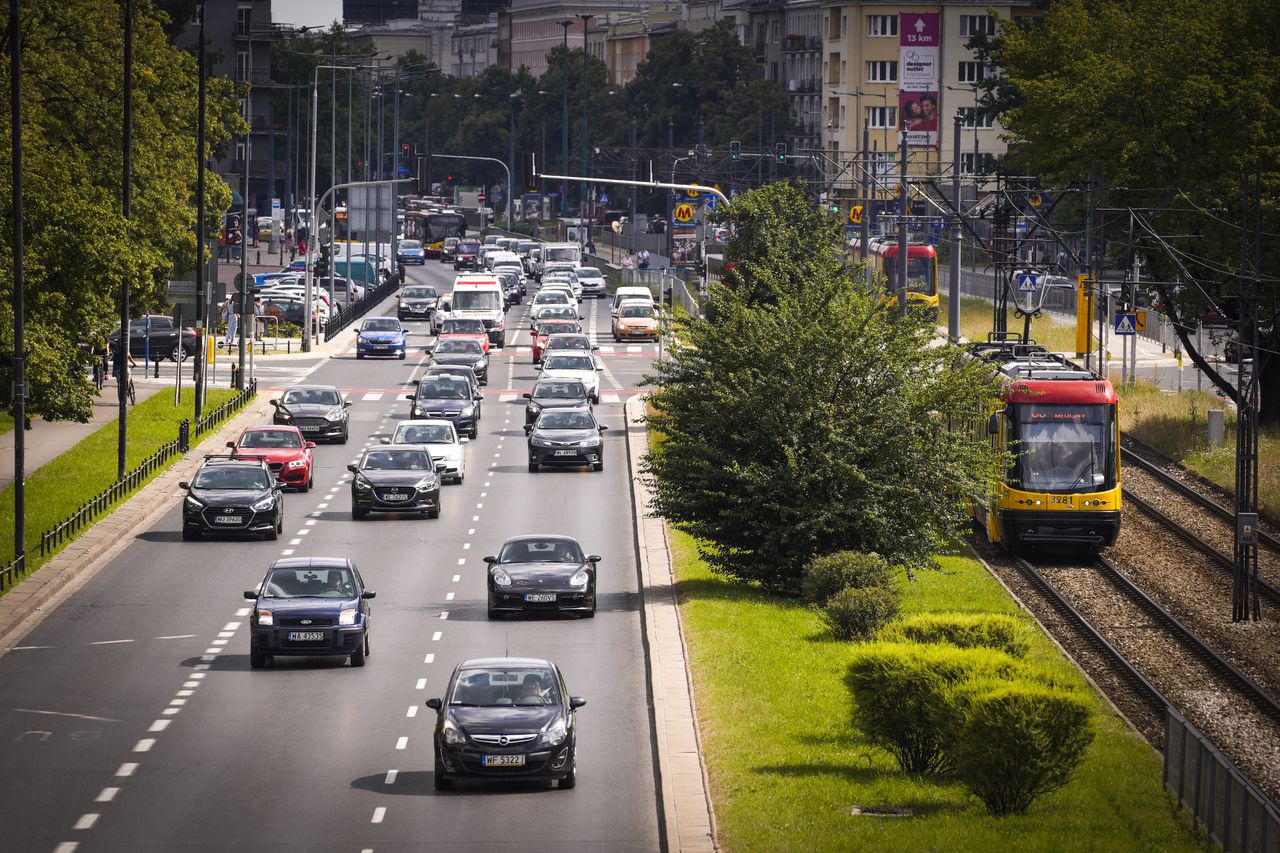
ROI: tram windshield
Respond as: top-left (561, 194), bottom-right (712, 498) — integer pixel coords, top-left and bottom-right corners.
top-left (1012, 404), bottom-right (1114, 493)
top-left (883, 254), bottom-right (938, 296)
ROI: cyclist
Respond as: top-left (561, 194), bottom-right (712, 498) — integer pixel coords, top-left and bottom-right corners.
top-left (112, 345), bottom-right (138, 405)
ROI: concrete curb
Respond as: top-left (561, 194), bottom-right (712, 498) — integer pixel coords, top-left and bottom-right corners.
top-left (625, 394), bottom-right (718, 853)
top-left (0, 391), bottom-right (279, 654)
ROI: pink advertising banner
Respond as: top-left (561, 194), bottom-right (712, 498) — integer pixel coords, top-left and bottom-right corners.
top-left (899, 12), bottom-right (939, 147)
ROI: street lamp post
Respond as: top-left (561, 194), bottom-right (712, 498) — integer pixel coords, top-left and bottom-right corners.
top-left (559, 20), bottom-right (571, 215)
top-left (577, 13), bottom-right (594, 241)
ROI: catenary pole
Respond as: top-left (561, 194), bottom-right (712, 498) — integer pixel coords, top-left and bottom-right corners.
top-left (194, 0), bottom-right (206, 418)
top-left (119, 0), bottom-right (132, 478)
top-left (11, 0), bottom-right (26, 564)
top-left (897, 129), bottom-right (908, 319)
top-left (949, 112), bottom-right (961, 340)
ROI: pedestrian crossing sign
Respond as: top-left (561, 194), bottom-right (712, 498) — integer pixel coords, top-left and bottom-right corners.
top-left (1113, 313), bottom-right (1137, 335)
top-left (1016, 272), bottom-right (1039, 292)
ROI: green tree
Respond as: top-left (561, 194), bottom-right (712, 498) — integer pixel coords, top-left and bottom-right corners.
top-left (984, 0), bottom-right (1280, 421)
top-left (0, 0), bottom-right (242, 423)
top-left (644, 184), bottom-right (1001, 589)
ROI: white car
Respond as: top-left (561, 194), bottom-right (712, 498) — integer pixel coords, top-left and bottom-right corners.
top-left (538, 351), bottom-right (601, 403)
top-left (388, 419), bottom-right (468, 484)
top-left (543, 272), bottom-right (582, 300)
top-left (574, 266), bottom-right (607, 298)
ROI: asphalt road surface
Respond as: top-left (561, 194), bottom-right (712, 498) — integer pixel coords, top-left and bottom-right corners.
top-left (0, 259), bottom-right (662, 852)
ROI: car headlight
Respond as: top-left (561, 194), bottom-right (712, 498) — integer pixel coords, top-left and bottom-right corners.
top-left (527, 402), bottom-right (541, 414)
top-left (540, 717), bottom-right (567, 747)
top-left (531, 437), bottom-right (553, 447)
top-left (491, 567), bottom-right (513, 587)
top-left (353, 478), bottom-right (373, 491)
top-left (287, 459), bottom-right (307, 469)
top-left (569, 569), bottom-right (590, 588)
top-left (185, 495), bottom-right (204, 510)
top-left (577, 437), bottom-right (601, 448)
top-left (476, 357), bottom-right (488, 368)
top-left (415, 475), bottom-right (438, 491)
top-left (251, 496), bottom-right (276, 512)
top-left (257, 609), bottom-right (274, 626)
top-left (443, 720), bottom-right (467, 745)
top-left (338, 608), bottom-right (358, 626)
top-left (460, 404), bottom-right (475, 416)
top-left (325, 408), bottom-right (346, 421)
top-left (276, 409), bottom-right (293, 421)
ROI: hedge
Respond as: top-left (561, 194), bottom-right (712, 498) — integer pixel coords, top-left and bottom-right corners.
top-left (879, 612), bottom-right (1033, 658)
top-left (802, 551), bottom-right (893, 605)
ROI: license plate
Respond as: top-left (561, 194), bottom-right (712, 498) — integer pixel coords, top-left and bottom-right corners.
top-left (381, 493), bottom-right (411, 501)
top-left (482, 754), bottom-right (526, 766)
top-left (212, 516), bottom-right (242, 525)
top-left (298, 425), bottom-right (321, 432)
top-left (288, 631), bottom-right (325, 641)
top-left (554, 449), bottom-right (577, 456)
top-left (525, 593), bottom-right (557, 603)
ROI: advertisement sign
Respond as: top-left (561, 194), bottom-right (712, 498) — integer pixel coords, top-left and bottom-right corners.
top-left (671, 225), bottom-right (699, 268)
top-left (899, 12), bottom-right (939, 148)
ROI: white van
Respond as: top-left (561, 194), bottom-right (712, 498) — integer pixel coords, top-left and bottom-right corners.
top-left (611, 285), bottom-right (655, 317)
top-left (450, 274), bottom-right (506, 347)
top-left (536, 243), bottom-right (582, 279)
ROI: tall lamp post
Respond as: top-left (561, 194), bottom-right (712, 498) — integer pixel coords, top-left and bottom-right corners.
top-left (577, 13), bottom-right (594, 240)
top-left (119, 0), bottom-right (133, 479)
top-left (11, 0), bottom-right (27, 566)
top-left (559, 20), bottom-right (571, 215)
top-left (194, 0), bottom-right (207, 418)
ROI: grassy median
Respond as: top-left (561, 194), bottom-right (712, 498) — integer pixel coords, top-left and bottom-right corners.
top-left (940, 293), bottom-right (1080, 354)
top-left (0, 389), bottom-right (238, 581)
top-left (670, 530), bottom-right (1202, 851)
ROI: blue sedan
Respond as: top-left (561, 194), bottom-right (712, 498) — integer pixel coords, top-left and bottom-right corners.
top-left (244, 557), bottom-right (375, 668)
top-left (356, 317), bottom-right (407, 359)
top-left (397, 239), bottom-right (426, 265)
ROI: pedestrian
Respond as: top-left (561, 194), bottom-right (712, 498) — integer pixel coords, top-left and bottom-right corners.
top-left (1055, 249), bottom-right (1068, 275)
top-left (298, 237), bottom-right (307, 257)
top-left (221, 297), bottom-right (238, 348)
top-left (638, 249), bottom-right (650, 270)
top-left (621, 254), bottom-right (634, 271)
top-left (285, 228), bottom-right (296, 261)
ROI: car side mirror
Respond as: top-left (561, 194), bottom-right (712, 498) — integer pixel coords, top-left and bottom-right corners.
top-left (473, 392), bottom-right (483, 400)
top-left (587, 555), bottom-right (601, 563)
top-left (592, 345), bottom-right (599, 350)
top-left (579, 315), bottom-right (585, 321)
top-left (361, 590), bottom-right (376, 599)
top-left (522, 392), bottom-right (532, 399)
top-left (344, 400), bottom-right (352, 408)
top-left (435, 462), bottom-right (448, 473)
top-left (598, 425), bottom-right (608, 432)
top-left (379, 438), bottom-right (390, 445)
top-left (534, 365), bottom-right (542, 371)
top-left (523, 424), bottom-right (533, 434)
top-left (987, 412), bottom-right (1001, 435)
top-left (425, 698), bottom-right (442, 710)
top-left (346, 463), bottom-right (358, 473)
top-left (243, 590), bottom-right (257, 600)
top-left (483, 555), bottom-right (498, 564)
top-left (459, 437), bottom-right (470, 444)
top-left (226, 441), bottom-right (235, 448)
top-left (305, 441), bottom-right (316, 449)
top-left (178, 481), bottom-right (190, 490)
top-left (569, 697), bottom-right (587, 709)
top-left (269, 399), bottom-right (279, 407)
top-left (406, 394), bottom-right (416, 401)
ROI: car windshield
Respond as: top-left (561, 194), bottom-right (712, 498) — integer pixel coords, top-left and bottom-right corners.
top-left (544, 355), bottom-right (593, 371)
top-left (419, 380), bottom-right (469, 399)
top-left (403, 287), bottom-right (437, 299)
top-left (539, 411), bottom-right (596, 430)
top-left (534, 381), bottom-right (587, 400)
top-left (449, 667), bottom-right (562, 707)
top-left (539, 323), bottom-right (579, 336)
top-left (458, 242), bottom-right (479, 253)
top-left (361, 449), bottom-right (431, 470)
top-left (193, 466), bottom-right (271, 490)
top-left (282, 388), bottom-right (340, 406)
top-left (1012, 404), bottom-right (1113, 493)
top-left (453, 291), bottom-right (502, 311)
top-left (400, 240), bottom-right (422, 249)
top-left (620, 304), bottom-right (654, 318)
top-left (239, 430), bottom-right (302, 449)
top-left (498, 538), bottom-right (585, 564)
top-left (396, 425), bottom-right (454, 444)
top-left (535, 291), bottom-right (571, 305)
top-left (546, 248), bottom-right (578, 262)
top-left (518, 242), bottom-right (538, 252)
top-left (261, 567), bottom-right (356, 599)
top-left (436, 339), bottom-right (482, 354)
top-left (442, 319), bottom-right (485, 334)
top-left (538, 307), bottom-right (577, 321)
top-left (547, 336), bottom-right (588, 350)
top-left (575, 268), bottom-right (602, 279)
top-left (362, 318), bottom-right (402, 332)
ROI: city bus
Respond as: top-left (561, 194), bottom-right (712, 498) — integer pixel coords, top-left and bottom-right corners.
top-left (405, 210), bottom-right (467, 257)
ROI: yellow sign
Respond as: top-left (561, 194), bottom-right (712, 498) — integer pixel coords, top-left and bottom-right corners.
top-left (206, 333), bottom-right (216, 364)
top-left (685, 187), bottom-right (702, 199)
top-left (1136, 309), bottom-right (1146, 333)
top-left (1028, 192), bottom-right (1043, 208)
top-left (673, 203), bottom-right (696, 223)
top-left (849, 204), bottom-right (863, 225)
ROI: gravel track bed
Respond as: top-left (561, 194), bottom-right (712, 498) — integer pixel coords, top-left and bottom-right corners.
top-left (1108, 500), bottom-right (1280, 697)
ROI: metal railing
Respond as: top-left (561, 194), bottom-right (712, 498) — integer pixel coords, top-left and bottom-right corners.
top-left (0, 553), bottom-right (25, 593)
top-left (322, 277), bottom-right (399, 342)
top-left (195, 378), bottom-right (258, 438)
top-left (1165, 708), bottom-right (1280, 852)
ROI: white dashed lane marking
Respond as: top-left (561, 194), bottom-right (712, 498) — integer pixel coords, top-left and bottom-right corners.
top-left (385, 769), bottom-right (399, 784)
top-left (371, 807), bottom-right (387, 823)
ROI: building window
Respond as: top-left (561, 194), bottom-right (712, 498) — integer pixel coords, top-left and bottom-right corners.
top-left (828, 53), bottom-right (839, 84)
top-left (958, 61), bottom-right (989, 83)
top-left (959, 15), bottom-right (997, 37)
top-left (961, 152), bottom-right (997, 174)
top-left (841, 15), bottom-right (847, 37)
top-left (867, 60), bottom-right (897, 83)
top-left (960, 107), bottom-right (995, 129)
top-left (236, 50), bottom-right (250, 83)
top-left (867, 106), bottom-right (897, 128)
top-left (867, 15), bottom-right (897, 37)
top-left (235, 5), bottom-right (252, 37)
top-left (869, 151), bottom-right (894, 178)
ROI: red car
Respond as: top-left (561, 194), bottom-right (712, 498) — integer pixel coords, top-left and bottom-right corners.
top-left (436, 317), bottom-right (491, 353)
top-left (533, 320), bottom-right (583, 363)
top-left (227, 426), bottom-right (316, 491)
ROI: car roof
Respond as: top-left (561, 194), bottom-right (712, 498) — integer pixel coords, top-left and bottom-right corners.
top-left (365, 443), bottom-right (430, 454)
top-left (459, 656), bottom-right (554, 670)
top-left (396, 419), bottom-right (457, 429)
top-left (502, 533), bottom-right (582, 545)
top-left (269, 556), bottom-right (353, 571)
top-left (284, 384), bottom-right (341, 392)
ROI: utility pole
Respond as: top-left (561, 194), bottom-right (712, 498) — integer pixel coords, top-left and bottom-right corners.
top-left (119, 0), bottom-right (132, 479)
top-left (629, 117), bottom-right (637, 255)
top-left (507, 93), bottom-right (516, 227)
top-left (11, 0), bottom-right (27, 565)
top-left (194, 0), bottom-right (206, 416)
top-left (897, 129), bottom-right (908, 319)
top-left (948, 113), bottom-right (961, 341)
top-left (559, 20), bottom-right (570, 215)
top-left (859, 115), bottom-right (870, 291)
top-left (392, 73), bottom-right (400, 263)
top-left (1234, 171), bottom-right (1262, 622)
top-left (578, 13), bottom-right (594, 230)
top-left (1095, 160), bottom-right (1106, 375)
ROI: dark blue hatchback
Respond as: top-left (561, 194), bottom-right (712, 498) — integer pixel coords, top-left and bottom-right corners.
top-left (244, 557), bottom-right (375, 668)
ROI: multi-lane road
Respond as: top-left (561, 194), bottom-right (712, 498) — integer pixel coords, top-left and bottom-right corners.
top-left (0, 259), bottom-right (662, 852)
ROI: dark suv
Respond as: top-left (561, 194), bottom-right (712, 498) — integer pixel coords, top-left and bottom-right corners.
top-left (108, 314), bottom-right (198, 361)
top-left (244, 557), bottom-right (374, 668)
top-left (180, 456), bottom-right (284, 541)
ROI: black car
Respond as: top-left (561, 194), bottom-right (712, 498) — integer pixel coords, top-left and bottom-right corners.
top-left (271, 385), bottom-right (351, 443)
top-left (440, 238), bottom-right (460, 265)
top-left (483, 535), bottom-right (600, 619)
top-left (526, 408), bottom-right (607, 471)
top-left (430, 339), bottom-right (490, 385)
top-left (427, 657), bottom-right (586, 790)
top-left (180, 456), bottom-right (285, 541)
top-left (397, 285), bottom-right (439, 321)
top-left (454, 241), bottom-right (481, 270)
top-left (348, 445), bottom-right (443, 519)
top-left (420, 365), bottom-right (483, 406)
top-left (406, 375), bottom-right (481, 439)
top-left (523, 379), bottom-right (591, 425)
top-left (107, 314), bottom-right (198, 361)
top-left (244, 557), bottom-right (374, 669)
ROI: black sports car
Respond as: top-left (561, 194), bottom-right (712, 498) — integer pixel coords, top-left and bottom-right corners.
top-left (483, 534), bottom-right (600, 618)
top-left (244, 557), bottom-right (375, 668)
top-left (427, 657), bottom-right (586, 790)
top-left (348, 445), bottom-right (443, 519)
top-left (180, 456), bottom-right (284, 541)
top-left (271, 385), bottom-right (351, 443)
top-left (526, 408), bottom-right (607, 471)
top-left (430, 339), bottom-right (490, 385)
top-left (523, 379), bottom-right (591, 425)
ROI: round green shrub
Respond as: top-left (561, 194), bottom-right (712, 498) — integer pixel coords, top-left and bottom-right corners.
top-left (953, 683), bottom-right (1094, 815)
top-left (879, 612), bottom-right (1034, 658)
top-left (802, 551), bottom-right (893, 605)
top-left (846, 642), bottom-right (1023, 775)
top-left (822, 585), bottom-right (900, 641)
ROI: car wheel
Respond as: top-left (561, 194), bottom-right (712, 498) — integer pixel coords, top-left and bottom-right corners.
top-left (427, 506), bottom-right (440, 519)
top-left (399, 352), bottom-right (406, 360)
top-left (182, 528), bottom-right (199, 541)
top-left (305, 473), bottom-right (313, 491)
top-left (487, 606), bottom-right (500, 620)
top-left (455, 473), bottom-right (464, 485)
top-left (559, 756), bottom-right (576, 789)
top-left (356, 352), bottom-right (364, 360)
top-left (350, 634), bottom-right (367, 667)
top-left (352, 508), bottom-right (368, 520)
top-left (592, 460), bottom-right (603, 472)
top-left (338, 430), bottom-right (349, 445)
top-left (528, 460), bottom-right (538, 472)
top-left (249, 646), bottom-right (267, 669)
top-left (434, 753), bottom-right (453, 790)
top-left (265, 525), bottom-right (278, 541)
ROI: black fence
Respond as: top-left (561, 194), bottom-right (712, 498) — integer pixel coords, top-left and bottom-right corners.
top-left (0, 380), bottom-right (258, 594)
top-left (323, 278), bottom-right (399, 342)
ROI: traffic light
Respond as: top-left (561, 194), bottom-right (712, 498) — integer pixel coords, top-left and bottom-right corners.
top-left (401, 144), bottom-right (410, 158)
top-left (695, 143), bottom-right (707, 164)
top-left (729, 140), bottom-right (741, 161)
top-left (775, 142), bottom-right (787, 163)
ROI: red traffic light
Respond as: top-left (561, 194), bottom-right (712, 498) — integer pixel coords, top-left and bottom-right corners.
top-left (401, 144), bottom-right (410, 156)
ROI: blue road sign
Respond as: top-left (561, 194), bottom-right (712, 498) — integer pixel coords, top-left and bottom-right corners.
top-left (703, 195), bottom-right (717, 211)
top-left (1016, 272), bottom-right (1040, 292)
top-left (1114, 313), bottom-right (1137, 335)
top-left (598, 192), bottom-right (608, 204)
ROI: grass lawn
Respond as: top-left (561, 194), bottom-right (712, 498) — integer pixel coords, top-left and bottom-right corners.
top-left (940, 294), bottom-right (1080, 354)
top-left (0, 410), bottom-right (12, 436)
top-left (0, 389), bottom-right (239, 578)
top-left (671, 530), bottom-right (1203, 852)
